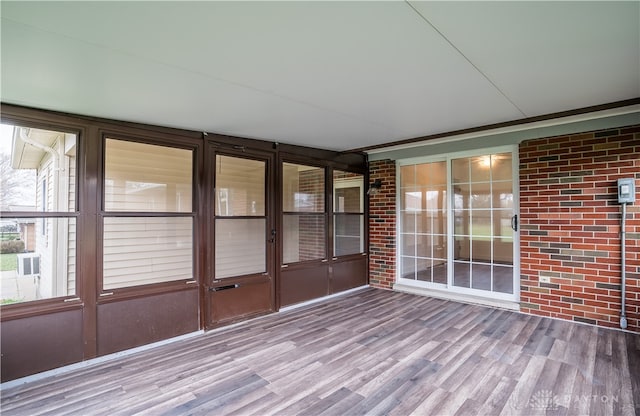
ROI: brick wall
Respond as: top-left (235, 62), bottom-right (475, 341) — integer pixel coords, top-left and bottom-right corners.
top-left (369, 160), bottom-right (396, 289)
top-left (298, 169), bottom-right (325, 260)
top-left (520, 125), bottom-right (640, 332)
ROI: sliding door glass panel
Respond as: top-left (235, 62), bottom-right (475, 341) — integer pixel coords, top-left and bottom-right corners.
top-left (399, 160), bottom-right (446, 284)
top-left (104, 139), bottom-right (192, 212)
top-left (215, 155), bottom-right (265, 216)
top-left (452, 153), bottom-right (514, 294)
top-left (103, 217), bottom-right (193, 289)
top-left (215, 218), bottom-right (266, 278)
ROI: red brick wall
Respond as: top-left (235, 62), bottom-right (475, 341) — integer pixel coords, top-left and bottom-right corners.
top-left (520, 125), bottom-right (640, 332)
top-left (369, 160), bottom-right (396, 289)
top-left (298, 169), bottom-right (325, 260)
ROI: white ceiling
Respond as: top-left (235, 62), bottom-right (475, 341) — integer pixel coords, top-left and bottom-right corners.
top-left (1, 1), bottom-right (638, 151)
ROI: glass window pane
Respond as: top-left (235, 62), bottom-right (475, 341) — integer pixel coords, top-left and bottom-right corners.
top-left (0, 217), bottom-right (76, 304)
top-left (105, 139), bottom-right (192, 212)
top-left (431, 161), bottom-right (447, 185)
top-left (453, 261), bottom-right (470, 288)
top-left (401, 211), bottom-right (415, 233)
top-left (215, 155), bottom-right (265, 216)
top-left (454, 210), bottom-right (470, 235)
top-left (283, 163), bottom-right (324, 212)
top-left (416, 257), bottom-right (432, 282)
top-left (424, 186), bottom-right (447, 210)
top-left (493, 210), bottom-right (514, 240)
top-left (471, 182), bottom-right (491, 209)
top-left (333, 171), bottom-right (363, 213)
top-left (452, 158), bottom-right (469, 183)
top-left (103, 217), bottom-right (193, 289)
top-left (491, 153), bottom-right (513, 181)
top-left (1, 124), bottom-right (77, 212)
top-left (494, 238), bottom-right (513, 265)
top-left (493, 181), bottom-right (514, 209)
top-left (469, 156), bottom-right (491, 182)
top-left (401, 256), bottom-right (416, 280)
top-left (471, 263), bottom-right (492, 291)
top-left (283, 214), bottom-right (325, 263)
top-left (334, 214), bottom-right (363, 256)
top-left (471, 239), bottom-right (491, 263)
top-left (453, 183), bottom-right (471, 209)
top-left (493, 265), bottom-right (514, 294)
top-left (402, 188), bottom-right (422, 211)
top-left (433, 234), bottom-right (447, 259)
top-left (416, 234), bottom-right (432, 258)
top-left (400, 165), bottom-right (415, 188)
top-left (215, 218), bottom-right (265, 278)
top-left (454, 235), bottom-right (470, 261)
top-left (471, 211), bottom-right (492, 237)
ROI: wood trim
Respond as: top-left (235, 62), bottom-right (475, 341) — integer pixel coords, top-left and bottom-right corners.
top-left (353, 97), bottom-right (640, 152)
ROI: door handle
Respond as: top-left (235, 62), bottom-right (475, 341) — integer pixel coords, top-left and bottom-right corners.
top-left (511, 214), bottom-right (518, 232)
top-left (268, 229), bottom-right (276, 243)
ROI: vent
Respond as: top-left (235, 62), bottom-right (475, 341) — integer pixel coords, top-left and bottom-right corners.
top-left (16, 253), bottom-right (40, 278)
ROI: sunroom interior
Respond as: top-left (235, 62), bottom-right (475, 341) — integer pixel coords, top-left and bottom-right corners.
top-left (1, 1), bottom-right (639, 413)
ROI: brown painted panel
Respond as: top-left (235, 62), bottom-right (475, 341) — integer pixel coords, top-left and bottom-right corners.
top-left (97, 289), bottom-right (198, 356)
top-left (280, 264), bottom-right (329, 307)
top-left (331, 257), bottom-right (368, 294)
top-left (1, 309), bottom-right (83, 382)
top-left (209, 280), bottom-right (272, 325)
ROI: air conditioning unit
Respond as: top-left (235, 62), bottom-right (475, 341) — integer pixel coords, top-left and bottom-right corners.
top-left (16, 253), bottom-right (40, 278)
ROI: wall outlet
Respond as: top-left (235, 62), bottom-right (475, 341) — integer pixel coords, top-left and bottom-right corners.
top-left (539, 275), bottom-right (551, 284)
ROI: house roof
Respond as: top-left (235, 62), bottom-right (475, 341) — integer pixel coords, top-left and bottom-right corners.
top-left (10, 127), bottom-right (63, 170)
top-left (1, 1), bottom-right (638, 151)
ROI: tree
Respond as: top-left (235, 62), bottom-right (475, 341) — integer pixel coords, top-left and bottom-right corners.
top-left (0, 152), bottom-right (36, 210)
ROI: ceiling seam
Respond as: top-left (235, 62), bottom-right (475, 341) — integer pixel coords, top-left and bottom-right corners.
top-left (404, 1), bottom-right (527, 118)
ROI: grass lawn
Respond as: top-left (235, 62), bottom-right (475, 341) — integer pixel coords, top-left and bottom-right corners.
top-left (0, 253), bottom-right (17, 271)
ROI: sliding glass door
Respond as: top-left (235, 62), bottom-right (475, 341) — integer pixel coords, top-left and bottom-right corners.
top-left (398, 147), bottom-right (518, 301)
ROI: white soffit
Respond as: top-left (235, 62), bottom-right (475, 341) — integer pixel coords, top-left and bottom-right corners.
top-left (1, 1), bottom-right (639, 151)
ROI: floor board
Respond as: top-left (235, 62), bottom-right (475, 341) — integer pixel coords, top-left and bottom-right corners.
top-left (1, 288), bottom-right (638, 415)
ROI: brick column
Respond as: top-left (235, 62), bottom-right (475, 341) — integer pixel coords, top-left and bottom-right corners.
top-left (368, 160), bottom-right (396, 289)
top-left (519, 126), bottom-right (640, 332)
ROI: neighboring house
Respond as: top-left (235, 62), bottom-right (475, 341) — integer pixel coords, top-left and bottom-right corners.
top-left (10, 127), bottom-right (76, 299)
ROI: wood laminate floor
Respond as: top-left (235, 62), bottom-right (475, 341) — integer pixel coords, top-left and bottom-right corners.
top-left (1, 288), bottom-right (639, 415)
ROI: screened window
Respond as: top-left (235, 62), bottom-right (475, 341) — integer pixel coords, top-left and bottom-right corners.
top-left (0, 123), bottom-right (77, 304)
top-left (333, 171), bottom-right (364, 256)
top-left (214, 155), bottom-right (266, 279)
top-left (102, 139), bottom-right (193, 289)
top-left (282, 163), bottom-right (325, 263)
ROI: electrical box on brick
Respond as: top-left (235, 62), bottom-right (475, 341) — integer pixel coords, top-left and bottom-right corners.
top-left (617, 178), bottom-right (636, 204)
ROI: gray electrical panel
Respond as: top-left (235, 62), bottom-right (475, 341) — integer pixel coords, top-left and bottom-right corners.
top-left (617, 178), bottom-right (636, 204)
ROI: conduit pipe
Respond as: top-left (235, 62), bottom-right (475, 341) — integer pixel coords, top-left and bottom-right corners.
top-left (620, 202), bottom-right (628, 329)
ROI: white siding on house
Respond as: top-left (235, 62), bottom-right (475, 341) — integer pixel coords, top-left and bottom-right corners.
top-left (215, 218), bottom-right (265, 278)
top-left (104, 139), bottom-right (192, 212)
top-left (67, 156), bottom-right (76, 295)
top-left (102, 139), bottom-right (194, 290)
top-left (103, 217), bottom-right (193, 289)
